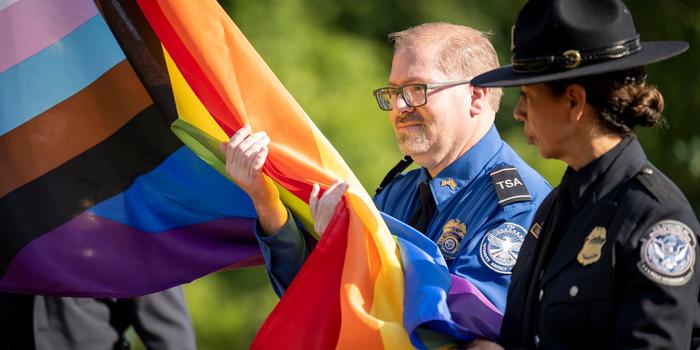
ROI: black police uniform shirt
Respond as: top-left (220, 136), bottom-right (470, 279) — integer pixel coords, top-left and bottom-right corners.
top-left (499, 136), bottom-right (700, 349)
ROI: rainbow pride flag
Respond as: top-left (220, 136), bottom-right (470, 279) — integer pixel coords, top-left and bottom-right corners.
top-left (1, 0), bottom-right (502, 348)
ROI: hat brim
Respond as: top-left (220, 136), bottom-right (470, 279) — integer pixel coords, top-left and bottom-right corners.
top-left (472, 41), bottom-right (689, 87)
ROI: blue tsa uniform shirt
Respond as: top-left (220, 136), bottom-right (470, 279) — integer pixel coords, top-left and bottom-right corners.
top-left (256, 126), bottom-right (551, 312)
top-left (373, 125), bottom-right (550, 311)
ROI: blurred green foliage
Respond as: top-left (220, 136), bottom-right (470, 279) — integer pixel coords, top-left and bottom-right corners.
top-left (136, 1), bottom-right (700, 349)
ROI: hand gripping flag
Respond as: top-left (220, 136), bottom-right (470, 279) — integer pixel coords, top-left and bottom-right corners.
top-left (0, 0), bottom-right (503, 348)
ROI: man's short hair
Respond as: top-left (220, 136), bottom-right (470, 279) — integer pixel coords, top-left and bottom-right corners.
top-left (389, 23), bottom-right (503, 112)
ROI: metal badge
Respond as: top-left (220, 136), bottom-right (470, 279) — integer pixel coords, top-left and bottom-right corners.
top-left (438, 219), bottom-right (467, 260)
top-left (440, 178), bottom-right (457, 191)
top-left (577, 226), bottom-right (607, 266)
top-left (638, 220), bottom-right (696, 286)
top-left (479, 222), bottom-right (526, 274)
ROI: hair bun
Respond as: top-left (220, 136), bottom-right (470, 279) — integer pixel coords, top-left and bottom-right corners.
top-left (622, 85), bottom-right (664, 128)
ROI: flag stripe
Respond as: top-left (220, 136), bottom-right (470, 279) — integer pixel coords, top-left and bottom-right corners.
top-left (0, 215), bottom-right (260, 297)
top-left (89, 147), bottom-right (256, 232)
top-left (133, 1), bottom-right (241, 137)
top-left (0, 60), bottom-right (151, 197)
top-left (0, 0), bottom-right (19, 13)
top-left (137, 1), bottom-right (329, 193)
top-left (338, 200), bottom-right (389, 349)
top-left (98, 0), bottom-right (180, 125)
top-left (0, 105), bottom-right (181, 273)
top-left (251, 202), bottom-right (349, 350)
top-left (0, 0), bottom-right (97, 73)
top-left (0, 14), bottom-right (124, 136)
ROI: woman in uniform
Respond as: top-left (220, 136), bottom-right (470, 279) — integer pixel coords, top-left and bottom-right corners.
top-left (470, 0), bottom-right (700, 348)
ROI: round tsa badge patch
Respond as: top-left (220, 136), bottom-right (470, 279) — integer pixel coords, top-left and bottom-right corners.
top-left (438, 219), bottom-right (467, 260)
top-left (480, 223), bottom-right (526, 274)
top-left (638, 220), bottom-right (697, 286)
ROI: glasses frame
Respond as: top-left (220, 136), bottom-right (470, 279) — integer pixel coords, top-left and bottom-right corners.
top-left (372, 79), bottom-right (472, 111)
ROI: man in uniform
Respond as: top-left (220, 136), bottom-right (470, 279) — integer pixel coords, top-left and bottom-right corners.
top-left (220, 23), bottom-right (551, 315)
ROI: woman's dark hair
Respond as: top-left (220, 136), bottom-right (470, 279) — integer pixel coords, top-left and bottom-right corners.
top-left (546, 67), bottom-right (665, 136)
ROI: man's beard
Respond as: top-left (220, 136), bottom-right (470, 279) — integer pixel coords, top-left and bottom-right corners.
top-left (396, 128), bottom-right (431, 155)
top-left (394, 113), bottom-right (431, 155)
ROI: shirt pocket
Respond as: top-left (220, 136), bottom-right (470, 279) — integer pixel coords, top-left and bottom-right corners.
top-left (543, 293), bottom-right (614, 346)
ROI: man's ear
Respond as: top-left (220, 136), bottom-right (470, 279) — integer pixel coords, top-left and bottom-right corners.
top-left (566, 84), bottom-right (587, 122)
top-left (470, 86), bottom-right (487, 116)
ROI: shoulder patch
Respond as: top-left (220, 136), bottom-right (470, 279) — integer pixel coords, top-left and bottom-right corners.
top-left (490, 165), bottom-right (532, 206)
top-left (479, 222), bottom-right (527, 274)
top-left (638, 220), bottom-right (696, 286)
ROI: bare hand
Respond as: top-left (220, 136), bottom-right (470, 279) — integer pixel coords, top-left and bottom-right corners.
top-left (219, 124), bottom-right (272, 202)
top-left (309, 179), bottom-right (349, 235)
top-left (220, 125), bottom-right (286, 235)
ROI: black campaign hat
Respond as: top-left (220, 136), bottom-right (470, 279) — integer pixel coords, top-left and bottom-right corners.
top-left (471, 0), bottom-right (689, 87)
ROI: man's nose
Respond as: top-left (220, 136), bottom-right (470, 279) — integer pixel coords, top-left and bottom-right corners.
top-left (392, 92), bottom-right (412, 113)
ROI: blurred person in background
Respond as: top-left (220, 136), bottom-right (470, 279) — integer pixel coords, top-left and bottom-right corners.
top-left (0, 287), bottom-right (195, 350)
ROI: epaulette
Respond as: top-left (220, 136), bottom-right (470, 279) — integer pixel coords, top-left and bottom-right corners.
top-left (633, 164), bottom-right (668, 202)
top-left (490, 164), bottom-right (532, 206)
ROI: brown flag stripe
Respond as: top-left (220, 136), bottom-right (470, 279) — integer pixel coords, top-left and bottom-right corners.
top-left (0, 60), bottom-right (152, 197)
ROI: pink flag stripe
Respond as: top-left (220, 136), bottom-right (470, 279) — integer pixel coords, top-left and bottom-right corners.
top-left (0, 0), bottom-right (97, 73)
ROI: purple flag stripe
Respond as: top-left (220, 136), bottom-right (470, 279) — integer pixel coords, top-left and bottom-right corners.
top-left (0, 0), bottom-right (96, 73)
top-left (0, 213), bottom-right (261, 298)
top-left (446, 274), bottom-right (503, 340)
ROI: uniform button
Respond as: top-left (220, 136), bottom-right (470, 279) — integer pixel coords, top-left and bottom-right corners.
top-left (569, 285), bottom-right (579, 298)
top-left (534, 334), bottom-right (540, 348)
top-left (643, 168), bottom-right (653, 175)
top-left (538, 289), bottom-right (544, 301)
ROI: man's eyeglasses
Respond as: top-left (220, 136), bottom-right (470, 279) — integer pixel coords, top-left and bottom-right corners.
top-left (372, 79), bottom-right (471, 111)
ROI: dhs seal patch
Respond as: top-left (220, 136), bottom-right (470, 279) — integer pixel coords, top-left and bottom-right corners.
top-left (638, 220), bottom-right (697, 286)
top-left (480, 223), bottom-right (526, 274)
top-left (438, 219), bottom-right (466, 260)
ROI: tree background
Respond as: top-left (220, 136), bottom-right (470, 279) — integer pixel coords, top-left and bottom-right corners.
top-left (130, 1), bottom-right (699, 348)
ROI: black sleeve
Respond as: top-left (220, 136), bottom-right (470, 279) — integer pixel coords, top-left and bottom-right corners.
top-left (612, 204), bottom-right (700, 349)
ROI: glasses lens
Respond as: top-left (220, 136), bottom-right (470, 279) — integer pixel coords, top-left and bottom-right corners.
top-left (403, 84), bottom-right (427, 107)
top-left (373, 88), bottom-right (395, 111)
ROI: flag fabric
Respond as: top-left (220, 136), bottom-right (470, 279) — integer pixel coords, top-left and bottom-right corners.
top-left (134, 1), bottom-right (502, 349)
top-left (0, 0), bottom-right (262, 297)
top-left (0, 0), bottom-right (503, 348)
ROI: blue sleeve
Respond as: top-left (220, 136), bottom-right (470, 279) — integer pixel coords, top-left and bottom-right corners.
top-left (254, 208), bottom-right (310, 297)
top-left (450, 202), bottom-right (536, 313)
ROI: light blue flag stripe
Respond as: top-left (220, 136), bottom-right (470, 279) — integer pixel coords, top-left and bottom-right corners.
top-left (0, 14), bottom-right (125, 136)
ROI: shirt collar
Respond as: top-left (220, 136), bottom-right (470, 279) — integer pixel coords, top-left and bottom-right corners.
top-left (420, 125), bottom-right (503, 210)
top-left (564, 135), bottom-right (634, 208)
